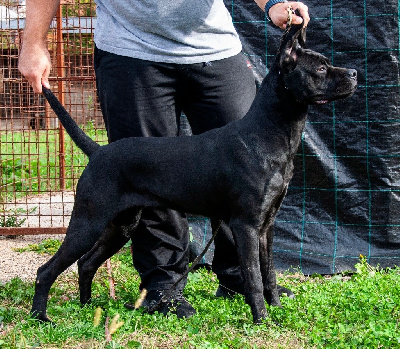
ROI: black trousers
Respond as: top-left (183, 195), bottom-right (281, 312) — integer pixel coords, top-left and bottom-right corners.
top-left (94, 47), bottom-right (257, 291)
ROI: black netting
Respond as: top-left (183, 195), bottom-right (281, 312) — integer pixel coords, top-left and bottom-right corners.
top-left (188, 0), bottom-right (400, 274)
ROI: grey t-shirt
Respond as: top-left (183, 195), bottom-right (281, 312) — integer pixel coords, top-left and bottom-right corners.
top-left (94, 0), bottom-right (242, 64)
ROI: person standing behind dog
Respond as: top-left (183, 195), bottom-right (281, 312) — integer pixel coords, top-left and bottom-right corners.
top-left (19, 0), bottom-right (309, 318)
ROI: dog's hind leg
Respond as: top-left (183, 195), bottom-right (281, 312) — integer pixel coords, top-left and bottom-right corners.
top-left (78, 225), bottom-right (129, 304)
top-left (31, 220), bottom-right (105, 322)
top-left (78, 209), bottom-right (142, 304)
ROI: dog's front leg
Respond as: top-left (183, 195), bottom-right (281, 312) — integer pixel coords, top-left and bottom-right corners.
top-left (260, 188), bottom-right (288, 307)
top-left (230, 218), bottom-right (267, 324)
top-left (259, 225), bottom-right (280, 307)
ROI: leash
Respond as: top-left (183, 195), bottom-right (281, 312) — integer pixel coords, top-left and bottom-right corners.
top-left (125, 219), bottom-right (224, 312)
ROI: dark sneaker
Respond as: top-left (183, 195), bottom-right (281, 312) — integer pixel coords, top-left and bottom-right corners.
top-left (126, 289), bottom-right (196, 319)
top-left (276, 285), bottom-right (295, 299)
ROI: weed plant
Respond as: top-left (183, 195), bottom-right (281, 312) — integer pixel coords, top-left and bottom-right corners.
top-left (14, 238), bottom-right (62, 255)
top-left (0, 208), bottom-right (31, 228)
top-left (0, 245), bottom-right (398, 348)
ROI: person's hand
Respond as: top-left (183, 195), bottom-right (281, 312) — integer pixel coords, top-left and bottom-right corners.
top-left (269, 1), bottom-right (310, 29)
top-left (18, 42), bottom-right (51, 93)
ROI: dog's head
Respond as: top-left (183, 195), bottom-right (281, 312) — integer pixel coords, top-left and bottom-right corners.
top-left (277, 22), bottom-right (357, 105)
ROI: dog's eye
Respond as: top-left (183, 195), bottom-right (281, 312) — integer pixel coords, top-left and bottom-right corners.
top-left (317, 66), bottom-right (327, 73)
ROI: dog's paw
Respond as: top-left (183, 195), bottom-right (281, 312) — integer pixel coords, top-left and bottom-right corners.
top-left (263, 288), bottom-right (282, 307)
top-left (80, 296), bottom-right (92, 305)
top-left (253, 310), bottom-right (268, 325)
top-left (30, 310), bottom-right (56, 326)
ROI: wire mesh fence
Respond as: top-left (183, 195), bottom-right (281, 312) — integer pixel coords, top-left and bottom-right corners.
top-left (0, 0), bottom-right (106, 234)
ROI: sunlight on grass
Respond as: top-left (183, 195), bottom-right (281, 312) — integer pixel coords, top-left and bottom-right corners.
top-left (0, 247), bottom-right (399, 348)
top-left (0, 126), bottom-right (107, 202)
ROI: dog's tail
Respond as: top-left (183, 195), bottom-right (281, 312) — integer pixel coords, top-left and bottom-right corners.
top-left (42, 86), bottom-right (100, 157)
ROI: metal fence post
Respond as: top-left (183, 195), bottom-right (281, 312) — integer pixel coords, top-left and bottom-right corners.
top-left (56, 4), bottom-right (65, 190)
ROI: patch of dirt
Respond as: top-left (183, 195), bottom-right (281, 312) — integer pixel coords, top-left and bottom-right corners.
top-left (0, 234), bottom-right (69, 284)
top-left (0, 192), bottom-right (76, 284)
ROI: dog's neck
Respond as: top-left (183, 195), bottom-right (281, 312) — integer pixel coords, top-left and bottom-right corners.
top-left (227, 65), bottom-right (309, 175)
top-left (241, 64), bottom-right (308, 150)
top-left (257, 64), bottom-right (307, 120)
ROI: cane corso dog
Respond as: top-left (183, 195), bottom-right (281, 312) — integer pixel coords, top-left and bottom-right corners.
top-left (33, 22), bottom-right (356, 324)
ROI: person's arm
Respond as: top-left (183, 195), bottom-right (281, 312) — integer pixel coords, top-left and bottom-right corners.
top-left (18, 0), bottom-right (60, 93)
top-left (254, 0), bottom-right (310, 29)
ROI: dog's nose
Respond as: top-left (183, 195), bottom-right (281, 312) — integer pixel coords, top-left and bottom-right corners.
top-left (348, 69), bottom-right (357, 79)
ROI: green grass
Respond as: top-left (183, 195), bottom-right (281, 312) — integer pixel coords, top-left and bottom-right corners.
top-left (0, 247), bottom-right (399, 348)
top-left (13, 238), bottom-right (62, 255)
top-left (0, 124), bottom-right (107, 202)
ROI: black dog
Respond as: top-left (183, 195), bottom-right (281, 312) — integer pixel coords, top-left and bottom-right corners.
top-left (33, 23), bottom-right (356, 324)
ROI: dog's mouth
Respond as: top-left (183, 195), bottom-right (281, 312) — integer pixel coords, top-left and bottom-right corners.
top-left (309, 95), bottom-right (335, 105)
top-left (310, 85), bottom-right (357, 105)
top-left (313, 99), bottom-right (329, 105)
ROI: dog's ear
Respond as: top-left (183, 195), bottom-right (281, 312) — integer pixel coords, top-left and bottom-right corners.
top-left (297, 26), bottom-right (306, 48)
top-left (278, 23), bottom-right (307, 72)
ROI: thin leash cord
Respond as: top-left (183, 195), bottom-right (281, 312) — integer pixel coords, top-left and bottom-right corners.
top-left (146, 219), bottom-right (223, 312)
